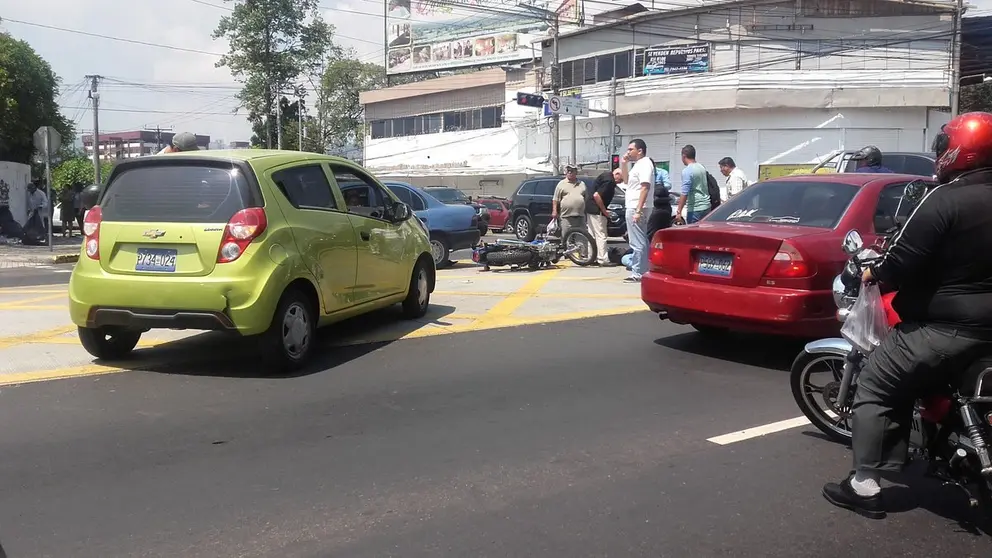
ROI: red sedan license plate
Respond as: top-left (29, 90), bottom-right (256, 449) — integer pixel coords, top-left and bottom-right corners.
top-left (696, 252), bottom-right (733, 277)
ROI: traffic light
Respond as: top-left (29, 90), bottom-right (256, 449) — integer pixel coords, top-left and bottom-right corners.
top-left (611, 154), bottom-right (620, 169)
top-left (516, 92), bottom-right (545, 108)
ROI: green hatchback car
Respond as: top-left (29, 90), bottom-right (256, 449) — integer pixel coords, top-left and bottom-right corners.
top-left (70, 150), bottom-right (436, 371)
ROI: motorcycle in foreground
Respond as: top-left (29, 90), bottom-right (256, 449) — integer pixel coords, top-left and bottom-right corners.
top-left (790, 179), bottom-right (992, 512)
top-left (472, 220), bottom-right (596, 270)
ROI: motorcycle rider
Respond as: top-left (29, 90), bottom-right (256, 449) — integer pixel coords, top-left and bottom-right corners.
top-left (851, 145), bottom-right (894, 173)
top-left (823, 112), bottom-right (992, 519)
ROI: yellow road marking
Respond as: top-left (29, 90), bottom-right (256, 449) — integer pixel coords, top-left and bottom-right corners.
top-left (434, 290), bottom-right (639, 300)
top-left (0, 289), bottom-right (68, 295)
top-left (0, 293), bottom-right (66, 309)
top-left (0, 325), bottom-right (77, 350)
top-left (0, 306), bottom-right (648, 387)
top-left (475, 268), bottom-right (563, 323)
top-left (438, 274), bottom-right (622, 282)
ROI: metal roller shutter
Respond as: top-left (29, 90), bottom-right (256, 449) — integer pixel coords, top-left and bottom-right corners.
top-left (757, 129), bottom-right (843, 167)
top-left (843, 129), bottom-right (902, 152)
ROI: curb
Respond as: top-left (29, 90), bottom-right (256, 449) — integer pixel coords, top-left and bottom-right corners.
top-left (52, 254), bottom-right (79, 265)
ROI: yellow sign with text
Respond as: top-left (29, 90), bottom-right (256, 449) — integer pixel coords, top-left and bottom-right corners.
top-left (757, 164), bottom-right (835, 182)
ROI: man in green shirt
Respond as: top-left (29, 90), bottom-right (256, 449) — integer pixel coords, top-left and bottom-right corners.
top-left (551, 164), bottom-right (588, 239)
top-left (675, 144), bottom-right (712, 224)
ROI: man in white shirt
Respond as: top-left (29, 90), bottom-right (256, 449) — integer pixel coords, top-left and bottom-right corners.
top-left (620, 138), bottom-right (655, 283)
top-left (718, 157), bottom-right (750, 200)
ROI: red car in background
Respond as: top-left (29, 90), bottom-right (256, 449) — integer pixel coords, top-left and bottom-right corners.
top-left (641, 173), bottom-right (935, 339)
top-left (476, 197), bottom-right (513, 233)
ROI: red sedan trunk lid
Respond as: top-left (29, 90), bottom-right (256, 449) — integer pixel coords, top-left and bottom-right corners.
top-left (659, 222), bottom-right (832, 288)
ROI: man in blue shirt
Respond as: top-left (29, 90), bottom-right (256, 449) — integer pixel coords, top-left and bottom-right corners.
top-left (852, 145), bottom-right (894, 173)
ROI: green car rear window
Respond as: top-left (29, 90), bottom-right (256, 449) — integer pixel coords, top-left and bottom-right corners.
top-left (100, 164), bottom-right (254, 223)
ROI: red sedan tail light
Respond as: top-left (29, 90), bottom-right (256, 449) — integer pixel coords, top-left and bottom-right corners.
top-left (762, 240), bottom-right (813, 279)
top-left (648, 230), bottom-right (665, 269)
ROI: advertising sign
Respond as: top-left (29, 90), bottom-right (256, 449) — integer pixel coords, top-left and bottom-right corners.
top-left (642, 42), bottom-right (710, 76)
top-left (386, 0), bottom-right (572, 76)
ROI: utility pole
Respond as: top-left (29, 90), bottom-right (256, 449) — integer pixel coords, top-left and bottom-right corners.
top-left (298, 95), bottom-right (304, 151)
top-left (144, 125), bottom-right (173, 152)
top-left (950, 0), bottom-right (964, 116)
top-left (609, 77), bottom-right (618, 160)
top-left (86, 75), bottom-right (102, 184)
top-left (276, 91), bottom-right (284, 150)
top-left (550, 15), bottom-right (561, 175)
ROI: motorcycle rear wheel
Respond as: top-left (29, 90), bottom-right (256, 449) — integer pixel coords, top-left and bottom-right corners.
top-left (790, 350), bottom-right (854, 445)
top-left (486, 250), bottom-right (533, 267)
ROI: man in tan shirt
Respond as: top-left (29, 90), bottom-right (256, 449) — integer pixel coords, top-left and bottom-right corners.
top-left (550, 164), bottom-right (588, 239)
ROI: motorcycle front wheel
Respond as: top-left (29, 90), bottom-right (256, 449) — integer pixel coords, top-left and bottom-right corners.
top-left (562, 229), bottom-right (596, 266)
top-left (790, 350), bottom-right (855, 445)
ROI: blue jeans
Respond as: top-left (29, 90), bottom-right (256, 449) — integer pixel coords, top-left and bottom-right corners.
top-left (686, 209), bottom-right (710, 224)
top-left (625, 208), bottom-right (649, 278)
top-left (622, 252), bottom-right (633, 271)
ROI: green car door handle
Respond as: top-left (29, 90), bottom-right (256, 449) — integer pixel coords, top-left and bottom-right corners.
top-left (360, 231), bottom-right (370, 241)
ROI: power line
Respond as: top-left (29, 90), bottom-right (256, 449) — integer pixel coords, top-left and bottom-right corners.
top-left (60, 105), bottom-right (243, 116)
top-left (0, 17), bottom-right (227, 56)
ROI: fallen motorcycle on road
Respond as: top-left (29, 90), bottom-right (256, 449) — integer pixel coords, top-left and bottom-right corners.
top-left (472, 221), bottom-right (596, 271)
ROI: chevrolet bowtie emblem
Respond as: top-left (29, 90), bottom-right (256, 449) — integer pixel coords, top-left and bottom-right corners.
top-left (142, 229), bottom-right (166, 239)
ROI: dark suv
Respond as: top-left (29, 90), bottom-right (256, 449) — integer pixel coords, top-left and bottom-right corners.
top-left (509, 175), bottom-right (626, 241)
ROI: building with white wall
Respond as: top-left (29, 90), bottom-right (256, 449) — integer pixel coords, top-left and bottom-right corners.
top-left (362, 0), bottom-right (958, 194)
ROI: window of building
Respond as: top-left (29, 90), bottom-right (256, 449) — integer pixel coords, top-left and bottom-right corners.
top-left (368, 105), bottom-right (503, 139)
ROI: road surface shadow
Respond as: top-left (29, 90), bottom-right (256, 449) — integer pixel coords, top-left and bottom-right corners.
top-left (653, 330), bottom-right (809, 372)
top-left (87, 304), bottom-right (458, 379)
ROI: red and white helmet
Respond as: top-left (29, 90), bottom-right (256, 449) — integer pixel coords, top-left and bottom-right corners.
top-left (933, 111), bottom-right (992, 183)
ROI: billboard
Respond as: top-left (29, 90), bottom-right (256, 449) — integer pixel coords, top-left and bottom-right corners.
top-left (386, 0), bottom-right (573, 76)
top-left (642, 43), bottom-right (710, 76)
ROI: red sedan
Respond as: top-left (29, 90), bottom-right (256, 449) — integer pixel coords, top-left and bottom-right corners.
top-left (641, 173), bottom-right (934, 339)
top-left (476, 197), bottom-right (512, 233)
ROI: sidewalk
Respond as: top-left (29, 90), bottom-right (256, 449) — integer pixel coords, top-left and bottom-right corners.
top-left (0, 236), bottom-right (81, 268)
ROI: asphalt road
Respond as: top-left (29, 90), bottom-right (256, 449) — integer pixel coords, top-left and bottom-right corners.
top-left (0, 264), bottom-right (74, 288)
top-left (1, 313), bottom-right (989, 558)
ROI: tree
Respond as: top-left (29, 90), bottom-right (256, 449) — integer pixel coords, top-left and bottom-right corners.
top-left (0, 30), bottom-right (74, 164)
top-left (213, 0), bottom-right (338, 149)
top-left (51, 157), bottom-right (113, 196)
top-left (315, 57), bottom-right (436, 150)
top-left (960, 83), bottom-right (992, 113)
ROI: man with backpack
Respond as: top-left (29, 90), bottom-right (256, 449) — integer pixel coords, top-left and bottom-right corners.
top-left (674, 145), bottom-right (713, 224)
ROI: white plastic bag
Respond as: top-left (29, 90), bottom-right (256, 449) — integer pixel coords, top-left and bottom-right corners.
top-left (840, 283), bottom-right (890, 353)
top-left (546, 219), bottom-right (559, 236)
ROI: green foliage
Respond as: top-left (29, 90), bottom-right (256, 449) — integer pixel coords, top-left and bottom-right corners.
top-left (0, 30), bottom-right (74, 164)
top-left (960, 83), bottom-right (992, 114)
top-left (213, 0), bottom-right (338, 149)
top-left (51, 157), bottom-right (113, 195)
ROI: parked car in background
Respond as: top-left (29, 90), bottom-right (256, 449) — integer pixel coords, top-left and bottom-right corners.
top-left (476, 196), bottom-right (512, 233)
top-left (422, 186), bottom-right (490, 236)
top-left (384, 182), bottom-right (481, 268)
top-left (811, 150), bottom-right (935, 177)
top-left (69, 151), bottom-right (435, 371)
top-left (641, 173), bottom-right (935, 339)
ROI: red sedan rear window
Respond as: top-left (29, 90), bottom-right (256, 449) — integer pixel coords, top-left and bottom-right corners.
top-left (708, 181), bottom-right (858, 229)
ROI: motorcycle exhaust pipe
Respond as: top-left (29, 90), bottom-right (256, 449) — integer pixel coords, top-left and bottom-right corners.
top-left (495, 238), bottom-right (532, 248)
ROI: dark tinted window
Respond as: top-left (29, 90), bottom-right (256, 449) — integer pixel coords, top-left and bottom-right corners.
top-left (707, 180), bottom-right (858, 229)
top-left (409, 191), bottom-right (426, 211)
top-left (272, 164), bottom-right (336, 210)
top-left (517, 181), bottom-right (536, 195)
top-left (426, 188), bottom-right (469, 203)
top-left (387, 184), bottom-right (413, 205)
top-left (480, 201), bottom-right (503, 210)
top-left (535, 179), bottom-right (557, 196)
top-left (101, 163), bottom-right (252, 223)
top-left (332, 166), bottom-right (389, 220)
top-left (901, 155), bottom-right (935, 177)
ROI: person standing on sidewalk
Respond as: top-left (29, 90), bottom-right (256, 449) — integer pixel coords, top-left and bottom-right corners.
top-left (718, 157), bottom-right (750, 200)
top-left (674, 145), bottom-right (711, 224)
top-left (620, 139), bottom-right (655, 283)
top-left (550, 164), bottom-right (588, 239)
top-left (586, 167), bottom-right (621, 266)
top-left (646, 165), bottom-right (673, 242)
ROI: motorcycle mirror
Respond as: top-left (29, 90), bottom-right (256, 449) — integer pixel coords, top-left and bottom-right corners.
top-left (80, 184), bottom-right (101, 210)
top-left (903, 179), bottom-right (927, 203)
top-left (842, 230), bottom-right (863, 255)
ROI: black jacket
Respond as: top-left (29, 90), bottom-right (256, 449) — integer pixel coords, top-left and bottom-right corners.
top-left (872, 169), bottom-right (992, 332)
